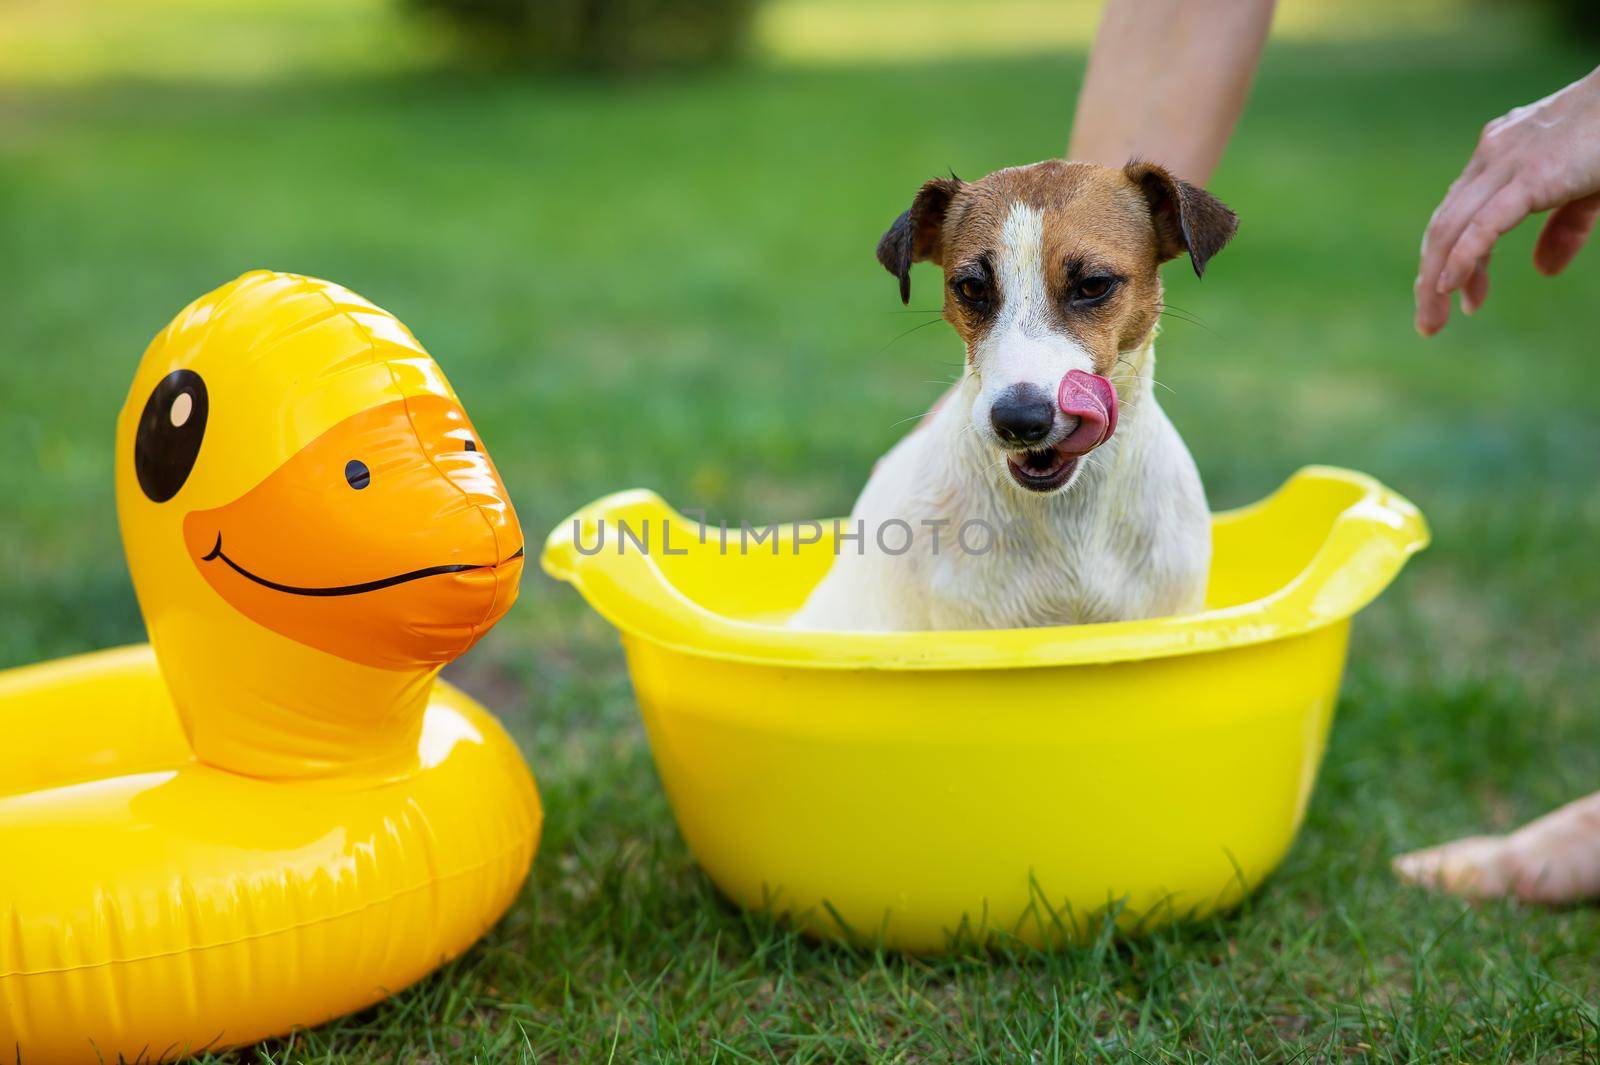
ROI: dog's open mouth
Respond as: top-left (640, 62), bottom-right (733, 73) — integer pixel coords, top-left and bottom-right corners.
top-left (1006, 445), bottom-right (1078, 492)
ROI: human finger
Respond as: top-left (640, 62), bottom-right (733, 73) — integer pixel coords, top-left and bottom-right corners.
top-left (1532, 191), bottom-right (1600, 275)
top-left (1460, 255), bottom-right (1490, 315)
top-left (1416, 170), bottom-right (1507, 334)
top-left (1436, 180), bottom-right (1533, 296)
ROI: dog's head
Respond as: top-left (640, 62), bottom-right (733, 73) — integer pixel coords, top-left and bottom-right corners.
top-left (878, 159), bottom-right (1236, 494)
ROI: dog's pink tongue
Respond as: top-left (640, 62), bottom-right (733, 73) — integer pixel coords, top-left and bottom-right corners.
top-left (1057, 370), bottom-right (1119, 455)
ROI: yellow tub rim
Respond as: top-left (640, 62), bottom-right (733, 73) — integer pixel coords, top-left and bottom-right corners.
top-left (541, 465), bottom-right (1429, 671)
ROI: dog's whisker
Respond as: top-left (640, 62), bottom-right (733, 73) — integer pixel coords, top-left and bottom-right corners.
top-left (1152, 317), bottom-right (1219, 341)
top-left (980, 456), bottom-right (1014, 480)
top-left (1156, 309), bottom-right (1217, 336)
top-left (885, 405), bottom-right (949, 431)
top-left (877, 317), bottom-right (947, 353)
top-left (1154, 302), bottom-right (1208, 320)
top-left (1107, 373), bottom-right (1176, 396)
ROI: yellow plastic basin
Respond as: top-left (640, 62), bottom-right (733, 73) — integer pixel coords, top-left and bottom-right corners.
top-left (541, 466), bottom-right (1427, 951)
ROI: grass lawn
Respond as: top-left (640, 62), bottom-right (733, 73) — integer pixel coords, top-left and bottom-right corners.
top-left (3, 3), bottom-right (1600, 1059)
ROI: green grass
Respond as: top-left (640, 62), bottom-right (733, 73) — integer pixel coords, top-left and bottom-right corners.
top-left (4, 6), bottom-right (1600, 1060)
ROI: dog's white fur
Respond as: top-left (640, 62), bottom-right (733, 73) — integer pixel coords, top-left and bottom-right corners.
top-left (791, 203), bottom-right (1210, 631)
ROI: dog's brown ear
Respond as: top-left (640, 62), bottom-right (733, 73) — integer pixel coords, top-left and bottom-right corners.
top-left (877, 177), bottom-right (961, 304)
top-left (1124, 161), bottom-right (1238, 279)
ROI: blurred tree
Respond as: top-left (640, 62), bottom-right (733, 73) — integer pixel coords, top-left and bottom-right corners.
top-left (407, 0), bottom-right (755, 71)
top-left (1539, 0), bottom-right (1600, 42)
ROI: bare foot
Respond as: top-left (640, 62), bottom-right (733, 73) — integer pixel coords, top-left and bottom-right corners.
top-left (1393, 791), bottom-right (1600, 905)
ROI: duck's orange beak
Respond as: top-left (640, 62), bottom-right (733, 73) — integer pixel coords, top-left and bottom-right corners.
top-left (183, 395), bottom-right (523, 671)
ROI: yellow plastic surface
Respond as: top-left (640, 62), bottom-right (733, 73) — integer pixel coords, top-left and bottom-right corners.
top-left (542, 467), bottom-right (1427, 951)
top-left (118, 271), bottom-right (525, 780)
top-left (0, 272), bottom-right (540, 1062)
top-left (0, 647), bottom-right (539, 1061)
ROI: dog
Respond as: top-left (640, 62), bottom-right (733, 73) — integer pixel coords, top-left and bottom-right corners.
top-left (790, 160), bottom-right (1237, 631)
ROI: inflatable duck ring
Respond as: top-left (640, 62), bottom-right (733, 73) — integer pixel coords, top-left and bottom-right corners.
top-left (0, 272), bottom-right (541, 1062)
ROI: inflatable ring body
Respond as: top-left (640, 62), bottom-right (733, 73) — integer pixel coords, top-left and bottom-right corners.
top-left (0, 645), bottom-right (541, 1061)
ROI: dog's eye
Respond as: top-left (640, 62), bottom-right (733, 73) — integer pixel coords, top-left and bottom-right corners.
top-left (1073, 276), bottom-right (1117, 304)
top-left (953, 277), bottom-right (990, 305)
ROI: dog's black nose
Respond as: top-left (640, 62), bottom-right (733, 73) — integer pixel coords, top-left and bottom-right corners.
top-left (990, 389), bottom-right (1055, 446)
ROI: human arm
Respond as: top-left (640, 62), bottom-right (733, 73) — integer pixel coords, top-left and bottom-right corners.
top-left (1067, 0), bottom-right (1276, 185)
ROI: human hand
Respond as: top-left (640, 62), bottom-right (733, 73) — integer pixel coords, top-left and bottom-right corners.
top-left (1415, 65), bottom-right (1600, 335)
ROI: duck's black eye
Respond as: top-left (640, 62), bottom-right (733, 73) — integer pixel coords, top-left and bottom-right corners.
top-left (464, 439), bottom-right (477, 453)
top-left (134, 369), bottom-right (208, 503)
top-left (344, 459), bottom-right (371, 490)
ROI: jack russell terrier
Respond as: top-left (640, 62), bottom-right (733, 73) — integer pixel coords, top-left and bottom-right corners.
top-left (792, 160), bottom-right (1237, 631)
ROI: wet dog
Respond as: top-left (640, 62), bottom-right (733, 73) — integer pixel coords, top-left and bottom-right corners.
top-left (792, 160), bottom-right (1236, 631)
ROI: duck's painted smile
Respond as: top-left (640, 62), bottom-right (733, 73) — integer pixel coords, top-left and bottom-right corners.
top-left (182, 396), bottom-right (524, 670)
top-left (201, 533), bottom-right (524, 598)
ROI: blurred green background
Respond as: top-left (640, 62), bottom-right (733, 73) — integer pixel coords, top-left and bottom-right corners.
top-left (3, 0), bottom-right (1599, 1059)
